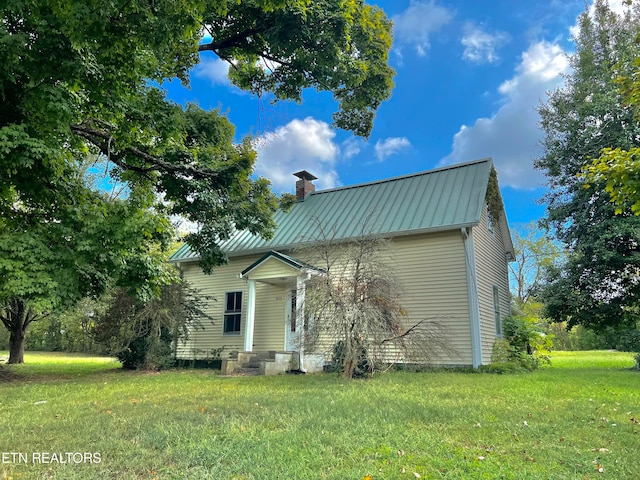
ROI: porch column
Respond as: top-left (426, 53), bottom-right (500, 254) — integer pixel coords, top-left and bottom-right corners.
top-left (296, 274), bottom-right (307, 371)
top-left (244, 279), bottom-right (256, 351)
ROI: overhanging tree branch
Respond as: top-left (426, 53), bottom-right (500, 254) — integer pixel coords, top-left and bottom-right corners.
top-left (71, 123), bottom-right (221, 181)
top-left (198, 27), bottom-right (270, 52)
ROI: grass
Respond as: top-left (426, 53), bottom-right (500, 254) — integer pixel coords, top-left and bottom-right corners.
top-left (0, 351), bottom-right (121, 378)
top-left (0, 350), bottom-right (638, 480)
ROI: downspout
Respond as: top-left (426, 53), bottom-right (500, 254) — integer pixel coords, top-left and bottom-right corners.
top-left (462, 228), bottom-right (483, 368)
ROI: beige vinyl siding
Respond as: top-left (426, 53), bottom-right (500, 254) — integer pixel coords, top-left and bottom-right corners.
top-left (176, 229), bottom-right (476, 366)
top-left (391, 231), bottom-right (472, 366)
top-left (176, 256), bottom-right (288, 359)
top-left (248, 257), bottom-right (300, 280)
top-left (473, 205), bottom-right (511, 364)
top-left (252, 283), bottom-right (288, 351)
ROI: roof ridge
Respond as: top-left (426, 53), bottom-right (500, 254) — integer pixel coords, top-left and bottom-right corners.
top-left (311, 158), bottom-right (492, 196)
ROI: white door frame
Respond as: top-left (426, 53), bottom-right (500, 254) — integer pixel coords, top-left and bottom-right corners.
top-left (284, 287), bottom-right (298, 351)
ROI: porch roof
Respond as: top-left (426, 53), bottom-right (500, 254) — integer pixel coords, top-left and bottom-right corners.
top-left (239, 250), bottom-right (322, 279)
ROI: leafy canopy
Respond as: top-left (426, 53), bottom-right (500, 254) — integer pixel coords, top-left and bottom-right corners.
top-left (535, 0), bottom-right (640, 331)
top-left (0, 0), bottom-right (394, 286)
top-left (581, 1), bottom-right (640, 214)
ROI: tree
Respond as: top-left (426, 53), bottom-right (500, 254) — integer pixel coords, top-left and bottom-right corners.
top-left (1, 0), bottom-right (394, 270)
top-left (0, 161), bottom-right (172, 363)
top-left (92, 281), bottom-right (213, 370)
top-left (535, 0), bottom-right (640, 331)
top-left (582, 2), bottom-right (640, 213)
top-left (508, 223), bottom-right (563, 307)
top-left (295, 219), bottom-right (449, 379)
top-left (0, 1), bottom-right (395, 361)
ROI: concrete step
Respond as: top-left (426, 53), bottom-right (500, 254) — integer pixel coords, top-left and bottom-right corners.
top-left (242, 360), bottom-right (275, 368)
top-left (236, 367), bottom-right (260, 376)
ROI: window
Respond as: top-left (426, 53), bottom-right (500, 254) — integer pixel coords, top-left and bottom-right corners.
top-left (224, 291), bottom-right (243, 335)
top-left (290, 289), bottom-right (297, 332)
top-left (493, 286), bottom-right (501, 336)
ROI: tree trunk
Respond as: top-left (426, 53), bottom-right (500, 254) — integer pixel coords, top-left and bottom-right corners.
top-left (343, 357), bottom-right (355, 379)
top-left (9, 331), bottom-right (25, 364)
top-left (2, 298), bottom-right (35, 364)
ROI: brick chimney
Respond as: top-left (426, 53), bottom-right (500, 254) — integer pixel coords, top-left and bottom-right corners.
top-left (294, 170), bottom-right (317, 201)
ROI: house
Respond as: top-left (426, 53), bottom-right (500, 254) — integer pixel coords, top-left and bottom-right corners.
top-left (169, 158), bottom-right (514, 373)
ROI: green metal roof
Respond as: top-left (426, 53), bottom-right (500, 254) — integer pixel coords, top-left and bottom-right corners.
top-left (170, 158), bottom-right (498, 262)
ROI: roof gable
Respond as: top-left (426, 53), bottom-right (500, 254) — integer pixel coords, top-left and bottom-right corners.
top-left (170, 158), bottom-right (498, 262)
top-left (240, 251), bottom-right (321, 278)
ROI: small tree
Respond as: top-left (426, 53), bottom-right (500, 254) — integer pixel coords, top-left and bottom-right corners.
top-left (0, 298), bottom-right (48, 365)
top-left (509, 223), bottom-right (563, 307)
top-left (296, 219), bottom-right (450, 379)
top-left (92, 281), bottom-right (213, 370)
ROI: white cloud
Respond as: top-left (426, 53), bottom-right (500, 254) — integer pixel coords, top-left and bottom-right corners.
top-left (254, 118), bottom-right (340, 192)
top-left (461, 23), bottom-right (510, 64)
top-left (439, 41), bottom-right (570, 189)
top-left (193, 57), bottom-right (230, 85)
top-left (375, 137), bottom-right (411, 162)
top-left (392, 1), bottom-right (454, 57)
top-left (342, 137), bottom-right (363, 160)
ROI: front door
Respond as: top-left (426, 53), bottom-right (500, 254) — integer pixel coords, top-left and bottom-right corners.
top-left (285, 289), bottom-right (298, 351)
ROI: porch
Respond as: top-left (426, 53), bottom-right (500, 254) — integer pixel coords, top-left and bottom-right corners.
top-left (236, 251), bottom-right (326, 374)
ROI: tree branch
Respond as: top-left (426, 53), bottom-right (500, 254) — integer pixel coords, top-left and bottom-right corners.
top-left (380, 319), bottom-right (434, 345)
top-left (198, 27), bottom-right (270, 53)
top-left (70, 123), bottom-right (221, 181)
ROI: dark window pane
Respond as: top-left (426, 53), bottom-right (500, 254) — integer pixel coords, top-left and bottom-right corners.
top-left (224, 314), bottom-right (241, 333)
top-left (225, 291), bottom-right (243, 313)
top-left (226, 292), bottom-right (234, 312)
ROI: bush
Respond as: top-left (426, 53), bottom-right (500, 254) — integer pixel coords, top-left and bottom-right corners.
top-left (483, 338), bottom-right (539, 374)
top-left (546, 322), bottom-right (640, 351)
top-left (484, 316), bottom-right (552, 373)
top-left (326, 340), bottom-right (373, 378)
top-left (92, 282), bottom-right (214, 371)
top-left (615, 329), bottom-right (640, 352)
top-left (117, 327), bottom-right (175, 370)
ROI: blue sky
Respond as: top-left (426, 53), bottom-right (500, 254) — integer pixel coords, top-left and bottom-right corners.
top-left (163, 0), bottom-right (626, 230)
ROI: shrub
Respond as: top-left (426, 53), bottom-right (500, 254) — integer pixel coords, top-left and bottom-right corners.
top-left (615, 329), bottom-right (640, 352)
top-left (326, 340), bottom-right (373, 378)
top-left (484, 316), bottom-right (552, 373)
top-left (117, 327), bottom-right (175, 370)
top-left (92, 282), bottom-right (214, 371)
top-left (503, 315), bottom-right (552, 363)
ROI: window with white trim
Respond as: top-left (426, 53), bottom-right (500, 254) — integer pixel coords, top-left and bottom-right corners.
top-left (223, 291), bottom-right (243, 335)
top-left (493, 286), bottom-right (502, 336)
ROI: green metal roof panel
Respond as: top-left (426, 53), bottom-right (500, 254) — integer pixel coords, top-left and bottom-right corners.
top-left (169, 159), bottom-right (493, 262)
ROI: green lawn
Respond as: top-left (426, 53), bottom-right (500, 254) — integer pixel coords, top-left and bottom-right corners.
top-left (0, 351), bottom-right (638, 480)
